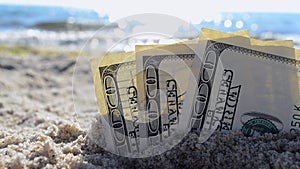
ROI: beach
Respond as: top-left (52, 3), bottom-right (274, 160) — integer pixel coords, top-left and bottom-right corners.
top-left (0, 54), bottom-right (299, 168)
top-left (1, 4), bottom-right (300, 168)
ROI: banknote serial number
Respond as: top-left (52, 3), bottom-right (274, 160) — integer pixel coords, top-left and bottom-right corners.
top-left (290, 105), bottom-right (300, 133)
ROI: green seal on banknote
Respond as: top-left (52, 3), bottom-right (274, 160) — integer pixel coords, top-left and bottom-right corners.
top-left (241, 117), bottom-right (278, 137)
top-left (240, 112), bottom-right (283, 137)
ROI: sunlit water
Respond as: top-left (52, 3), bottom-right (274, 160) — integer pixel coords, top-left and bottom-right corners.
top-left (1, 4), bottom-right (300, 50)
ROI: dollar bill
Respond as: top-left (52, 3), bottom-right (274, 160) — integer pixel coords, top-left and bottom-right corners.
top-left (90, 52), bottom-right (140, 157)
top-left (182, 30), bottom-right (296, 140)
top-left (182, 40), bottom-right (300, 137)
top-left (135, 44), bottom-right (198, 151)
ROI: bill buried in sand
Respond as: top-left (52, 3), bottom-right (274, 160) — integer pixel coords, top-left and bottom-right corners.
top-left (135, 44), bottom-right (197, 152)
top-left (90, 28), bottom-right (300, 157)
top-left (182, 39), bottom-right (300, 138)
top-left (182, 28), bottom-right (298, 139)
top-left (90, 52), bottom-right (140, 157)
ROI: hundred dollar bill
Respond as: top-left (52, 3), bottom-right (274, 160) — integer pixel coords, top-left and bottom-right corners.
top-left (182, 39), bottom-right (300, 137)
top-left (183, 29), bottom-right (296, 139)
top-left (135, 43), bottom-right (198, 150)
top-left (90, 52), bottom-right (140, 157)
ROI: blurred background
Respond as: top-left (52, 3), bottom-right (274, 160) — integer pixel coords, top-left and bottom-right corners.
top-left (0, 0), bottom-right (300, 57)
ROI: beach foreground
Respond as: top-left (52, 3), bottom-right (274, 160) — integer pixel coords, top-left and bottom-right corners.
top-left (0, 55), bottom-right (300, 169)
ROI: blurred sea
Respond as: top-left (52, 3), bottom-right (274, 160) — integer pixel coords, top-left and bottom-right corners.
top-left (0, 4), bottom-right (109, 31)
top-left (0, 4), bottom-right (300, 50)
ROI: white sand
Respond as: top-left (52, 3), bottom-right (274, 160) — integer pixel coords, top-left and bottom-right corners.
top-left (0, 56), bottom-right (299, 169)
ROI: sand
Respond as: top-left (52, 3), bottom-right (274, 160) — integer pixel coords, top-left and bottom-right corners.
top-left (0, 55), bottom-right (300, 169)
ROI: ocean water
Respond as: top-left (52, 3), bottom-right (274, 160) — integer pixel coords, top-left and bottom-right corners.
top-left (0, 4), bottom-right (109, 30)
top-left (0, 4), bottom-right (300, 49)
